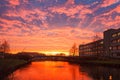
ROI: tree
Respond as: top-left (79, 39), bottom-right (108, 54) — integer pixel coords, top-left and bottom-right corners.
top-left (69, 43), bottom-right (78, 56)
top-left (0, 40), bottom-right (10, 53)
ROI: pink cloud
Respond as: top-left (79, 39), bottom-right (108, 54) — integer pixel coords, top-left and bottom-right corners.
top-left (7, 0), bottom-right (20, 6)
top-left (101, 0), bottom-right (119, 7)
top-left (65, 0), bottom-right (74, 5)
top-left (1, 0), bottom-right (119, 54)
top-left (4, 8), bottom-right (49, 28)
top-left (49, 5), bottom-right (85, 18)
top-left (1, 25), bottom-right (96, 54)
top-left (1, 8), bottom-right (97, 53)
top-left (5, 8), bottom-right (47, 21)
top-left (115, 5), bottom-right (120, 13)
top-left (80, 1), bottom-right (120, 32)
top-left (94, 5), bottom-right (120, 29)
top-left (101, 5), bottom-right (120, 16)
top-left (0, 17), bottom-right (22, 30)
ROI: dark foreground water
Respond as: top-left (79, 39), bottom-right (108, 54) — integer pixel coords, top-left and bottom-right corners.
top-left (4, 61), bottom-right (120, 80)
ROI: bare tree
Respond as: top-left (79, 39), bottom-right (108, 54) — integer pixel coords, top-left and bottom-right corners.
top-left (0, 40), bottom-right (10, 53)
top-left (0, 40), bottom-right (2, 52)
top-left (69, 43), bottom-right (78, 56)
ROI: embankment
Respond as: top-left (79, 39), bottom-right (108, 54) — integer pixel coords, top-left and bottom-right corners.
top-left (0, 59), bottom-right (31, 79)
top-left (66, 56), bottom-right (120, 67)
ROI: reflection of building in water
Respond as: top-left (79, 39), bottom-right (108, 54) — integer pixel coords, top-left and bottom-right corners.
top-left (69, 64), bottom-right (92, 80)
top-left (80, 65), bottom-right (120, 80)
top-left (79, 28), bottom-right (120, 58)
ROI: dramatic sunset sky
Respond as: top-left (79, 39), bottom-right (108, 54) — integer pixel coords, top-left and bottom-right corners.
top-left (0, 0), bottom-right (120, 55)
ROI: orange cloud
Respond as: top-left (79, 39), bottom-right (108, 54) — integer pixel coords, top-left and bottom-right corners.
top-left (1, 25), bottom-right (96, 54)
top-left (8, 0), bottom-right (20, 6)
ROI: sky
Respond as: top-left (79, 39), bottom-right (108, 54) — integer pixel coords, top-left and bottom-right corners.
top-left (0, 0), bottom-right (120, 55)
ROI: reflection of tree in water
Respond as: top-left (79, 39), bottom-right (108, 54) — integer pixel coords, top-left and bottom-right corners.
top-left (79, 65), bottom-right (120, 80)
top-left (69, 64), bottom-right (86, 80)
top-left (79, 67), bottom-right (86, 80)
top-left (69, 65), bottom-right (78, 80)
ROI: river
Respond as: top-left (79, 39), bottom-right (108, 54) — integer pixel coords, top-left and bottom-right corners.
top-left (4, 61), bottom-right (120, 80)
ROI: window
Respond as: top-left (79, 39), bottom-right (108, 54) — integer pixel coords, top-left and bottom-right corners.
top-left (112, 33), bottom-right (117, 37)
top-left (118, 39), bottom-right (120, 43)
top-left (113, 46), bottom-right (117, 50)
top-left (118, 46), bottom-right (120, 50)
top-left (118, 32), bottom-right (120, 36)
top-left (100, 41), bottom-right (103, 44)
top-left (109, 47), bottom-right (112, 50)
top-left (112, 40), bottom-right (117, 43)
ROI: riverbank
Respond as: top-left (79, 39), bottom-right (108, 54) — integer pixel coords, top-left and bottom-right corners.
top-left (0, 59), bottom-right (31, 79)
top-left (80, 59), bottom-right (120, 67)
top-left (66, 56), bottom-right (120, 67)
top-left (31, 56), bottom-right (120, 67)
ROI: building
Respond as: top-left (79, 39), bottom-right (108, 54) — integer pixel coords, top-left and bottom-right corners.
top-left (104, 28), bottom-right (120, 57)
top-left (79, 39), bottom-right (104, 57)
top-left (79, 28), bottom-right (120, 58)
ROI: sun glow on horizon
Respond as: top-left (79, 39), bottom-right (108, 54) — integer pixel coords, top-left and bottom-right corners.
top-left (11, 50), bottom-right (69, 56)
top-left (42, 51), bottom-right (69, 56)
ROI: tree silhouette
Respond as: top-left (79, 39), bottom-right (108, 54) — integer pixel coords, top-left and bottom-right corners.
top-left (69, 43), bottom-right (78, 56)
top-left (0, 40), bottom-right (10, 53)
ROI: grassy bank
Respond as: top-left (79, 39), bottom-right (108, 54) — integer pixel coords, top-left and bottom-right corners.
top-left (67, 57), bottom-right (120, 67)
top-left (0, 59), bottom-right (30, 79)
top-left (84, 59), bottom-right (120, 66)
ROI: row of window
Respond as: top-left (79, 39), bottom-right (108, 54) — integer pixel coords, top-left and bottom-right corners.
top-left (109, 46), bottom-right (120, 50)
top-left (80, 45), bottom-right (103, 49)
top-left (112, 32), bottom-right (120, 37)
top-left (80, 47), bottom-right (104, 52)
top-left (80, 46), bottom-right (103, 50)
top-left (80, 51), bottom-right (104, 56)
top-left (112, 38), bottom-right (120, 43)
top-left (79, 41), bottom-right (103, 50)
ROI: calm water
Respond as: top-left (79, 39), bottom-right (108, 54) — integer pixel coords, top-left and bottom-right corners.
top-left (4, 61), bottom-right (120, 80)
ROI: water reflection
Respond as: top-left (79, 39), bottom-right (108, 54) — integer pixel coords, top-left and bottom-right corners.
top-left (78, 64), bottom-right (120, 80)
top-left (5, 61), bottom-right (92, 80)
top-left (4, 61), bottom-right (120, 80)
